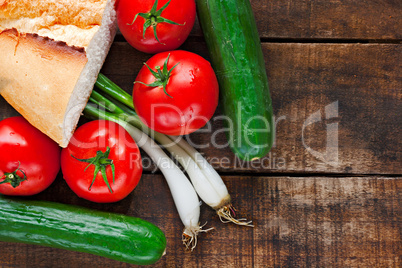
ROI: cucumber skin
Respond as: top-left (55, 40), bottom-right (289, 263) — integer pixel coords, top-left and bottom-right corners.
top-left (196, 0), bottom-right (275, 160)
top-left (0, 196), bottom-right (166, 266)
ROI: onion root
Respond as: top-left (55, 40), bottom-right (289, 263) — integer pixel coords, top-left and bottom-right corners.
top-left (217, 204), bottom-right (254, 227)
top-left (182, 223), bottom-right (214, 251)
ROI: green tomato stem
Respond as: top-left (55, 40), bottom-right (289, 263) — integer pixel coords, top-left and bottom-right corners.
top-left (132, 54), bottom-right (177, 98)
top-left (127, 0), bottom-right (184, 45)
top-left (0, 162), bottom-right (27, 188)
top-left (71, 147), bottom-right (115, 193)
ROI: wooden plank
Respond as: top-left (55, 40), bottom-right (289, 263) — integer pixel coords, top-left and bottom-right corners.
top-left (152, 0), bottom-right (402, 40)
top-left (99, 41), bottom-right (401, 174)
top-left (253, 176), bottom-right (401, 267)
top-left (118, 0), bottom-right (402, 40)
top-left (249, 0), bottom-right (402, 40)
top-left (1, 42), bottom-right (400, 175)
top-left (0, 100), bottom-right (19, 120)
top-left (0, 175), bottom-right (400, 267)
top-left (2, 41), bottom-right (400, 174)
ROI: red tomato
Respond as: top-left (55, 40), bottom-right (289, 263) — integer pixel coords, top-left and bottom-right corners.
top-left (0, 116), bottom-right (61, 196)
top-left (133, 50), bottom-right (219, 135)
top-left (61, 120), bottom-right (142, 203)
top-left (117, 0), bottom-right (196, 54)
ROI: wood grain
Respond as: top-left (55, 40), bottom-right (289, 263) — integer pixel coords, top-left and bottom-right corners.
top-left (0, 0), bottom-right (400, 266)
top-left (0, 175), bottom-right (400, 267)
top-left (249, 0), bottom-right (402, 40)
top-left (87, 41), bottom-right (401, 175)
top-left (2, 41), bottom-right (400, 174)
top-left (2, 42), bottom-right (400, 176)
top-left (169, 0), bottom-right (402, 40)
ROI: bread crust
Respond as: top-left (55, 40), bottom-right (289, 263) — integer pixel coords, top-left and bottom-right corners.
top-left (0, 0), bottom-right (116, 147)
top-left (0, 0), bottom-right (108, 48)
top-left (0, 0), bottom-right (105, 26)
top-left (0, 28), bottom-right (87, 145)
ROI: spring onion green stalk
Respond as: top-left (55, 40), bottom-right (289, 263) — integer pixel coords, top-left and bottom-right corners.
top-left (92, 74), bottom-right (253, 227)
top-left (89, 92), bottom-right (223, 207)
top-left (96, 73), bottom-right (135, 110)
top-left (84, 105), bottom-right (211, 250)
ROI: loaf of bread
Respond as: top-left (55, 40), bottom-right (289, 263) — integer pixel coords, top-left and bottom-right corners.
top-left (0, 0), bottom-right (117, 147)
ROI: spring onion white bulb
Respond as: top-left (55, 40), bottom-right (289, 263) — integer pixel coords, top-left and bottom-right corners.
top-left (168, 135), bottom-right (253, 227)
top-left (84, 107), bottom-right (211, 250)
top-left (111, 111), bottom-right (252, 227)
top-left (91, 74), bottom-right (253, 227)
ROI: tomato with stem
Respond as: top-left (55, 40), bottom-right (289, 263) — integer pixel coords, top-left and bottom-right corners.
top-left (133, 50), bottom-right (219, 136)
top-left (61, 120), bottom-right (143, 203)
top-left (0, 116), bottom-right (61, 196)
top-left (117, 0), bottom-right (196, 54)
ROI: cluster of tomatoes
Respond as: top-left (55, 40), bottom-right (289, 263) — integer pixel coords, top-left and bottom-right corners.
top-left (0, 117), bottom-right (142, 203)
top-left (117, 0), bottom-right (219, 136)
top-left (0, 0), bottom-right (219, 203)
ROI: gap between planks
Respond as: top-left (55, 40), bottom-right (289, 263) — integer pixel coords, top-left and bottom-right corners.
top-left (113, 34), bottom-right (402, 44)
top-left (141, 169), bottom-right (402, 178)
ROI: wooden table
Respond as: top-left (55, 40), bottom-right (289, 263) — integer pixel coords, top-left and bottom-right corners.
top-left (1, 0), bottom-right (401, 267)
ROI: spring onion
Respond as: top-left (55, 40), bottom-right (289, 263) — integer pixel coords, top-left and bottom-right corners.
top-left (90, 74), bottom-right (253, 227)
top-left (84, 105), bottom-right (211, 250)
top-left (168, 135), bottom-right (253, 226)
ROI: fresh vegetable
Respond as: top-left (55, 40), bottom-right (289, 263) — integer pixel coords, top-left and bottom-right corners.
top-left (93, 74), bottom-right (253, 228)
top-left (84, 105), bottom-right (210, 250)
top-left (61, 120), bottom-right (142, 203)
top-left (195, 0), bottom-right (275, 160)
top-left (167, 134), bottom-right (253, 226)
top-left (0, 195), bottom-right (166, 265)
top-left (0, 116), bottom-right (60, 196)
top-left (133, 51), bottom-right (219, 136)
top-left (116, 0), bottom-right (196, 54)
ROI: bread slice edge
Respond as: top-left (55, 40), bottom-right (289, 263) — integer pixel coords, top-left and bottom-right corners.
top-left (62, 0), bottom-right (117, 147)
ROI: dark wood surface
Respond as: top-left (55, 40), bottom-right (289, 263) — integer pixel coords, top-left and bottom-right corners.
top-left (0, 0), bottom-right (401, 267)
top-left (100, 41), bottom-right (401, 175)
top-left (0, 175), bottom-right (400, 267)
top-left (189, 0), bottom-right (402, 40)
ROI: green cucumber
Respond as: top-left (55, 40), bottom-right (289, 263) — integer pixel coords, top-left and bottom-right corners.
top-left (0, 196), bottom-right (166, 265)
top-left (196, 0), bottom-right (275, 160)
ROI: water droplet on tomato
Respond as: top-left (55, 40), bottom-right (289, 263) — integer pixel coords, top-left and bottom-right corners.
top-left (9, 132), bottom-right (15, 136)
